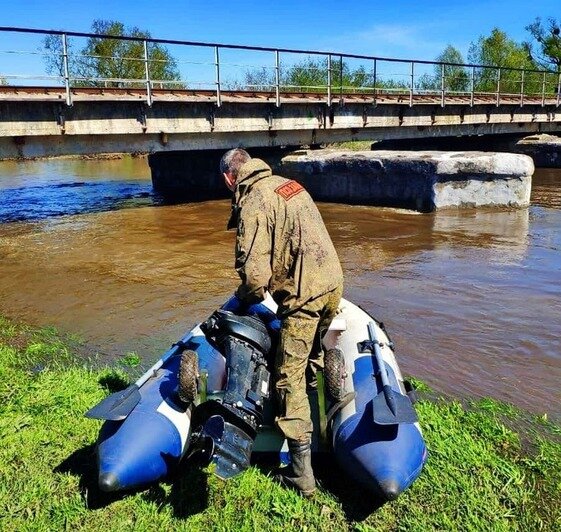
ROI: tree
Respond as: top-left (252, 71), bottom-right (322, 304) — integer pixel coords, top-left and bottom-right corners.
top-left (467, 28), bottom-right (536, 94)
top-left (283, 57), bottom-right (330, 90)
top-left (525, 17), bottom-right (561, 72)
top-left (418, 45), bottom-right (469, 92)
top-left (243, 57), bottom-right (383, 93)
top-left (43, 20), bottom-right (181, 88)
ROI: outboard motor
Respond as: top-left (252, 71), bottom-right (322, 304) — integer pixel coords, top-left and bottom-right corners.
top-left (185, 309), bottom-right (272, 479)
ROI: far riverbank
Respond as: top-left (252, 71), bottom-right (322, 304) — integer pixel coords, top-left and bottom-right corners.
top-left (0, 151), bottom-right (148, 162)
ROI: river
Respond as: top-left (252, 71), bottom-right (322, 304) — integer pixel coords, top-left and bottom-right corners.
top-left (0, 157), bottom-right (559, 420)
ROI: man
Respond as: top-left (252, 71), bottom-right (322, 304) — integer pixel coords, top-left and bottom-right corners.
top-left (220, 148), bottom-right (344, 497)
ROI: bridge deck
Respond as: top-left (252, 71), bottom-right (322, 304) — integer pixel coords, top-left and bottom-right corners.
top-left (1, 85), bottom-right (560, 159)
top-left (0, 86), bottom-right (556, 107)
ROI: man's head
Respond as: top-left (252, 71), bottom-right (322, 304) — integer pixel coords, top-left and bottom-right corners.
top-left (220, 148), bottom-right (251, 191)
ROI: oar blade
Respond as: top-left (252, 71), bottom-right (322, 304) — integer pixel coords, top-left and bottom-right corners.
top-left (372, 388), bottom-right (418, 425)
top-left (85, 385), bottom-right (142, 421)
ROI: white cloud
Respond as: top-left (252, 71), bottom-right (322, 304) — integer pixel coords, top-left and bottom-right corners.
top-left (322, 22), bottom-right (456, 62)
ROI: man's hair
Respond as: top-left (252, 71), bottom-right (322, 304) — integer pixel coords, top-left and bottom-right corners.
top-left (220, 148), bottom-right (251, 180)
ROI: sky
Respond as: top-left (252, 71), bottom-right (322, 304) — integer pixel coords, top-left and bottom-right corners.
top-left (0, 0), bottom-right (558, 84)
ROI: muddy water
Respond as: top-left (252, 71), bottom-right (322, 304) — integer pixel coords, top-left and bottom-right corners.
top-left (0, 158), bottom-right (559, 420)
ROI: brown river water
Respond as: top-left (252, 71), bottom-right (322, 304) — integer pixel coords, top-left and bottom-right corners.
top-left (0, 157), bottom-right (560, 420)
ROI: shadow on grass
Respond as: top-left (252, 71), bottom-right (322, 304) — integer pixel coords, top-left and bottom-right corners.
top-left (98, 372), bottom-right (130, 394)
top-left (253, 453), bottom-right (387, 521)
top-left (54, 444), bottom-right (127, 509)
top-left (55, 445), bottom-right (210, 516)
top-left (144, 459), bottom-right (210, 519)
top-left (313, 456), bottom-right (387, 521)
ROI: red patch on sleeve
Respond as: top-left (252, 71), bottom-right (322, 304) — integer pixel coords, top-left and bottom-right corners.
top-left (275, 180), bottom-right (305, 201)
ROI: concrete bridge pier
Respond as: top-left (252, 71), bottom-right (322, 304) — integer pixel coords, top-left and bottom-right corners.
top-left (148, 147), bottom-right (292, 201)
top-left (280, 149), bottom-right (534, 212)
top-left (149, 147), bottom-right (534, 212)
top-left (372, 133), bottom-right (561, 168)
top-left (149, 150), bottom-right (228, 201)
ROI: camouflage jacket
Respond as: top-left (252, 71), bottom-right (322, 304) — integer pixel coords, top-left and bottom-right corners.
top-left (230, 158), bottom-right (343, 317)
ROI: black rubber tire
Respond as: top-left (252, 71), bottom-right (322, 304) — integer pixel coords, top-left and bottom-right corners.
top-left (324, 348), bottom-right (346, 402)
top-left (178, 350), bottom-right (199, 404)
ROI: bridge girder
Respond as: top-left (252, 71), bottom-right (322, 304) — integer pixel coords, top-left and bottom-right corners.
top-left (0, 94), bottom-right (560, 158)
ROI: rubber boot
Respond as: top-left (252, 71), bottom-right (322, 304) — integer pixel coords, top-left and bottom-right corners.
top-left (276, 439), bottom-right (317, 497)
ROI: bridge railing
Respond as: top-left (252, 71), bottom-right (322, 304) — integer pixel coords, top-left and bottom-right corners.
top-left (0, 26), bottom-right (560, 109)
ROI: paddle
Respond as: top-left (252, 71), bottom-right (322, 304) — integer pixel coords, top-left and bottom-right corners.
top-left (85, 330), bottom-right (196, 421)
top-left (365, 321), bottom-right (418, 425)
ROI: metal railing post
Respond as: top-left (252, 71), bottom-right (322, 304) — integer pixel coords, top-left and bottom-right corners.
top-left (275, 50), bottom-right (280, 107)
top-left (61, 33), bottom-right (72, 106)
top-left (557, 71), bottom-right (561, 107)
top-left (339, 55), bottom-right (343, 104)
top-left (327, 54), bottom-right (332, 106)
top-left (372, 58), bottom-right (377, 106)
top-left (496, 67), bottom-right (501, 107)
top-left (214, 46), bottom-right (221, 107)
top-left (520, 70), bottom-right (525, 107)
top-left (470, 65), bottom-right (475, 107)
top-left (541, 71), bottom-right (546, 107)
top-left (440, 63), bottom-right (445, 107)
top-left (410, 61), bottom-right (414, 107)
top-left (143, 40), bottom-right (152, 107)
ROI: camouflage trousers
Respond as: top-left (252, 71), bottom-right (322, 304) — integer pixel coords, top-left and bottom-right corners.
top-left (275, 285), bottom-right (343, 442)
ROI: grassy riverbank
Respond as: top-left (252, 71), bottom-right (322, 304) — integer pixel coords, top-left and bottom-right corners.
top-left (1, 317), bottom-right (560, 531)
top-left (0, 152), bottom-right (148, 163)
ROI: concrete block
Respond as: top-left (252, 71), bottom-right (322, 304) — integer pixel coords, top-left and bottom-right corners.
top-left (280, 149), bottom-right (533, 211)
top-left (514, 134), bottom-right (561, 168)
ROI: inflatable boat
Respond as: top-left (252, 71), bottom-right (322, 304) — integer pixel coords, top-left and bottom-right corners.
top-left (86, 295), bottom-right (427, 500)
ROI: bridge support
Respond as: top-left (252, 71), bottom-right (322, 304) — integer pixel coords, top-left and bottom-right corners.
top-left (149, 150), bottom-right (228, 201)
top-left (280, 150), bottom-right (534, 212)
top-left (148, 147), bottom-right (292, 200)
top-left (149, 147), bottom-right (534, 211)
top-left (372, 133), bottom-right (561, 168)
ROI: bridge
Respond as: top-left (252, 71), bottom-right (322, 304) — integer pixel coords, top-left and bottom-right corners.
top-left (1, 26), bottom-right (561, 158)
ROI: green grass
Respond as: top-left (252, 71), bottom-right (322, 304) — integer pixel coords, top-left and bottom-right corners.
top-left (327, 141), bottom-right (373, 151)
top-left (1, 316), bottom-right (560, 531)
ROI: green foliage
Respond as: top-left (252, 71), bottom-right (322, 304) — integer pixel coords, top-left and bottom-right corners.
top-left (1, 315), bottom-right (560, 530)
top-left (43, 19), bottom-right (182, 88)
top-left (468, 28), bottom-right (537, 94)
top-left (329, 141), bottom-right (373, 151)
top-left (120, 351), bottom-right (141, 368)
top-left (284, 57), bottom-right (331, 90)
top-left (525, 17), bottom-right (561, 72)
top-left (418, 45), bottom-right (470, 93)
top-left (243, 57), bottom-right (395, 93)
top-left (406, 376), bottom-right (433, 393)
